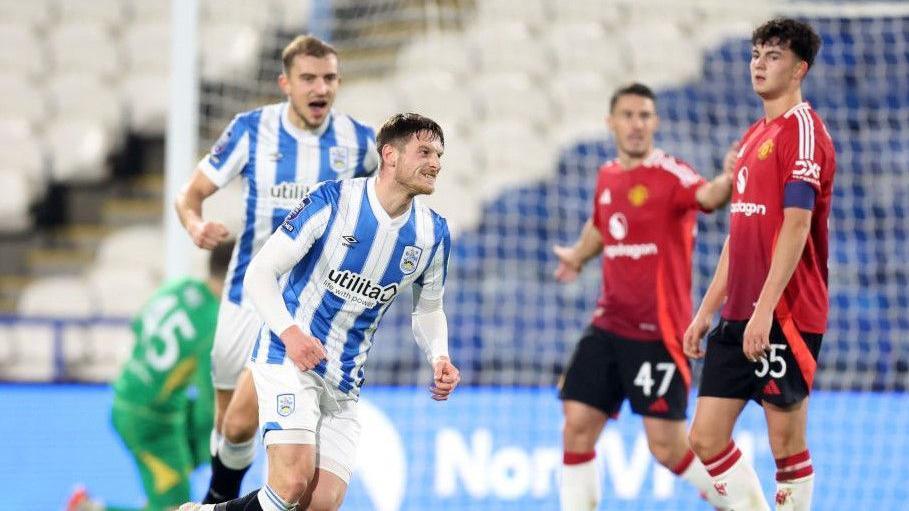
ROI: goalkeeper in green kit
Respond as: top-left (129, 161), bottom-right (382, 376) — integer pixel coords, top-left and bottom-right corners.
top-left (68, 240), bottom-right (235, 511)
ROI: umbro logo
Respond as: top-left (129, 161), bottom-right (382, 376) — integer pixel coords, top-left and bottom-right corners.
top-left (269, 152), bottom-right (283, 161)
top-left (342, 235), bottom-right (358, 247)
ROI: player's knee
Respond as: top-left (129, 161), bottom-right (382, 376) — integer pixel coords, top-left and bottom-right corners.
top-left (562, 416), bottom-right (599, 449)
top-left (688, 426), bottom-right (721, 459)
top-left (222, 409), bottom-right (258, 443)
top-left (646, 437), bottom-right (677, 468)
top-left (766, 427), bottom-right (807, 457)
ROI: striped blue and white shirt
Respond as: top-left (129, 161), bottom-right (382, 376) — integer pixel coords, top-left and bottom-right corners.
top-left (199, 102), bottom-right (379, 307)
top-left (249, 177), bottom-right (451, 396)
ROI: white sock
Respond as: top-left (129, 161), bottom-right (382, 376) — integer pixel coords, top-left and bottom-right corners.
top-left (560, 452), bottom-right (599, 511)
top-left (703, 441), bottom-right (769, 511)
top-left (257, 484), bottom-right (297, 511)
top-left (673, 449), bottom-right (727, 509)
top-left (774, 450), bottom-right (814, 510)
top-left (218, 436), bottom-right (256, 470)
top-left (209, 429), bottom-right (222, 458)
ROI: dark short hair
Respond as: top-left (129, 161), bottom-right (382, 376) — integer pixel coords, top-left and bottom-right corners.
top-left (209, 239), bottom-right (235, 280)
top-left (609, 83), bottom-right (657, 112)
top-left (375, 113), bottom-right (444, 158)
top-left (282, 34), bottom-right (338, 73)
top-left (752, 17), bottom-right (821, 70)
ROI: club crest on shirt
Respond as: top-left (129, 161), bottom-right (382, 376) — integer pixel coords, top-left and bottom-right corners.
top-left (277, 393), bottom-right (295, 416)
top-left (628, 184), bottom-right (649, 207)
top-left (329, 146), bottom-right (349, 172)
top-left (758, 139), bottom-right (774, 160)
top-left (400, 245), bottom-right (422, 275)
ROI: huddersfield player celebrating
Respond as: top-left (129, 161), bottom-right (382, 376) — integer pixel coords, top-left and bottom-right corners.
top-left (180, 113), bottom-right (459, 511)
top-left (684, 18), bottom-right (835, 511)
top-left (175, 35), bottom-right (378, 504)
top-left (554, 83), bottom-right (735, 510)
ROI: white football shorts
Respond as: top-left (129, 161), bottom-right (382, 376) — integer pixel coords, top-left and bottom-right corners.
top-left (211, 300), bottom-right (261, 389)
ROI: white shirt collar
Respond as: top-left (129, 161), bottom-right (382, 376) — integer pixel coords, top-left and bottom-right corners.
top-left (366, 176), bottom-right (413, 229)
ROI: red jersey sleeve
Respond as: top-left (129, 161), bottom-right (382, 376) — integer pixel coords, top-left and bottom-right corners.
top-left (777, 111), bottom-right (827, 194)
top-left (668, 161), bottom-right (708, 212)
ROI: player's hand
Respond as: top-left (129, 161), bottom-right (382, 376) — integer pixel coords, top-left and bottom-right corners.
top-left (430, 356), bottom-right (460, 401)
top-left (683, 313), bottom-right (711, 359)
top-left (722, 141), bottom-right (740, 179)
top-left (742, 311), bottom-right (772, 362)
top-left (553, 245), bottom-right (582, 283)
top-left (280, 325), bottom-right (327, 372)
top-left (188, 219), bottom-right (231, 250)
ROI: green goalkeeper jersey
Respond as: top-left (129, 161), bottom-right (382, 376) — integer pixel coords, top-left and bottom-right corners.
top-left (113, 277), bottom-right (219, 416)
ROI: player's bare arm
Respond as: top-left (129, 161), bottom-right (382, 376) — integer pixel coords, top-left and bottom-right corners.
top-left (694, 142), bottom-right (738, 210)
top-left (742, 208), bottom-right (813, 361)
top-left (684, 237), bottom-right (731, 359)
top-left (175, 169), bottom-right (230, 249)
top-left (430, 356), bottom-right (460, 401)
top-left (553, 218), bottom-right (604, 283)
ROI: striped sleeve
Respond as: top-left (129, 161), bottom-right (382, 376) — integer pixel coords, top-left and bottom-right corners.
top-left (780, 109), bottom-right (824, 192)
top-left (414, 216), bottom-right (451, 301)
top-left (198, 114), bottom-right (250, 188)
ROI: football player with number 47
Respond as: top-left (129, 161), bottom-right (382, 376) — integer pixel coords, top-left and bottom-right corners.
top-left (554, 83), bottom-right (735, 511)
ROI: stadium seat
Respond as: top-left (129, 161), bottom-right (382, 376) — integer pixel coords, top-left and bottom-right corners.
top-left (471, 72), bottom-right (553, 125)
top-left (624, 20), bottom-right (700, 89)
top-left (0, 120), bottom-right (46, 199)
top-left (123, 21), bottom-right (171, 73)
top-left (466, 21), bottom-right (554, 77)
top-left (127, 0), bottom-right (170, 22)
top-left (72, 323), bottom-right (133, 383)
top-left (202, 0), bottom-right (271, 28)
top-left (122, 72), bottom-right (169, 135)
top-left (0, 171), bottom-right (32, 232)
top-left (48, 22), bottom-right (122, 79)
top-left (394, 71), bottom-right (473, 135)
top-left (271, 0), bottom-right (312, 30)
top-left (472, 0), bottom-right (550, 29)
top-left (0, 23), bottom-right (45, 78)
top-left (200, 23), bottom-right (262, 82)
top-left (547, 22), bottom-right (628, 77)
top-left (473, 120), bottom-right (557, 196)
top-left (47, 73), bottom-right (126, 143)
top-left (18, 276), bottom-right (94, 318)
top-left (45, 118), bottom-right (111, 184)
top-left (2, 324), bottom-right (57, 382)
top-left (85, 265), bottom-right (158, 318)
top-left (0, 74), bottom-right (49, 127)
top-left (335, 79), bottom-right (400, 134)
top-left (96, 226), bottom-right (164, 276)
top-left (549, 71), bottom-right (613, 125)
top-left (56, 0), bottom-right (127, 27)
top-left (551, 0), bottom-right (623, 25)
top-left (396, 32), bottom-right (472, 78)
top-left (0, 0), bottom-right (54, 31)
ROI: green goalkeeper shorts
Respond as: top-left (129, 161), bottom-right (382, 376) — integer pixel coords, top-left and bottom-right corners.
top-left (111, 400), bottom-right (193, 510)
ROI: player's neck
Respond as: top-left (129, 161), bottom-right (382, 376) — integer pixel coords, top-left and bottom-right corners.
top-left (374, 175), bottom-right (414, 219)
top-left (207, 278), bottom-right (223, 299)
top-left (762, 88), bottom-right (803, 121)
top-left (617, 149), bottom-right (652, 170)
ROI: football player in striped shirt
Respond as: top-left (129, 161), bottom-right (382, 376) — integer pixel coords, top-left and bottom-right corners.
top-left (175, 35), bottom-right (379, 504)
top-left (684, 18), bottom-right (835, 511)
top-left (179, 113), bottom-right (459, 511)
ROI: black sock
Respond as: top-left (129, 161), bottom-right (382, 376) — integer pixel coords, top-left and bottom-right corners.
top-left (203, 453), bottom-right (252, 504)
top-left (213, 489), bottom-right (262, 511)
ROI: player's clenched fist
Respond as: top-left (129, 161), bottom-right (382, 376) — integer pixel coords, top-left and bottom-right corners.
top-left (430, 356), bottom-right (460, 401)
top-left (189, 220), bottom-right (231, 250)
top-left (683, 313), bottom-right (712, 359)
top-left (280, 325), bottom-right (327, 372)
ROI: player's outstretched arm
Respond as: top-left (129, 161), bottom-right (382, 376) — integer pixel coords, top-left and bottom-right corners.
top-left (244, 221), bottom-right (328, 371)
top-left (175, 169), bottom-right (230, 250)
top-left (684, 236), bottom-right (731, 359)
top-left (742, 208), bottom-right (812, 361)
top-left (694, 141), bottom-right (738, 211)
top-left (553, 218), bottom-right (604, 283)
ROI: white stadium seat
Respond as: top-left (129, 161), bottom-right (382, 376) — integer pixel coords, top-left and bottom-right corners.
top-left (624, 20), bottom-right (700, 89)
top-left (551, 0), bottom-right (623, 26)
top-left (85, 265), bottom-right (158, 317)
top-left (471, 72), bottom-right (553, 125)
top-left (466, 21), bottom-right (554, 77)
top-left (200, 23), bottom-right (261, 82)
top-left (335, 79), bottom-right (400, 134)
top-left (71, 323), bottom-right (134, 382)
top-left (123, 21), bottom-right (171, 73)
top-left (48, 22), bottom-right (122, 79)
top-left (47, 73), bottom-right (126, 141)
top-left (1, 324), bottom-right (57, 381)
top-left (396, 32), bottom-right (472, 78)
top-left (127, 0), bottom-right (170, 22)
top-left (0, 23), bottom-right (46, 78)
top-left (0, 74), bottom-right (49, 126)
top-left (96, 226), bottom-right (164, 276)
top-left (0, 120), bottom-right (46, 198)
top-left (395, 71), bottom-right (474, 136)
top-left (122, 72), bottom-right (170, 135)
top-left (271, 0), bottom-right (312, 30)
top-left (0, 0), bottom-right (54, 31)
top-left (45, 118), bottom-right (111, 184)
top-left (56, 0), bottom-right (127, 27)
top-left (0, 171), bottom-right (32, 232)
top-left (202, 0), bottom-right (271, 28)
top-left (18, 276), bottom-right (93, 318)
top-left (547, 22), bottom-right (628, 76)
top-left (473, 0), bottom-right (550, 28)
top-left (473, 121), bottom-right (557, 195)
top-left (549, 71), bottom-right (613, 125)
